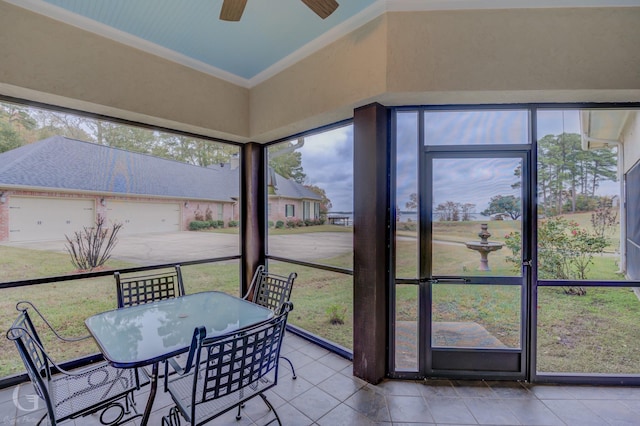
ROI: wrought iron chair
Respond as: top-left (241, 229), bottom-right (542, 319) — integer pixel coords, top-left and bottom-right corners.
top-left (114, 265), bottom-right (185, 308)
top-left (6, 301), bottom-right (146, 425)
top-left (161, 302), bottom-right (294, 426)
top-left (114, 265), bottom-right (186, 378)
top-left (243, 265), bottom-right (298, 378)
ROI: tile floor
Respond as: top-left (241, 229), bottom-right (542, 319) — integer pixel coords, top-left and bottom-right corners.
top-left (2, 333), bottom-right (640, 425)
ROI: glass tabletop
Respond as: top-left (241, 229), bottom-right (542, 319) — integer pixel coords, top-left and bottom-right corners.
top-left (85, 291), bottom-right (274, 368)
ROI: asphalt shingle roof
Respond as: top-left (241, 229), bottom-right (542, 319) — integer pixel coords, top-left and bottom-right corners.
top-left (0, 136), bottom-right (321, 201)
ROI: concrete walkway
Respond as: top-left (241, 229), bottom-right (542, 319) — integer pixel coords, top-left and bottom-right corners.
top-left (2, 231), bottom-right (354, 265)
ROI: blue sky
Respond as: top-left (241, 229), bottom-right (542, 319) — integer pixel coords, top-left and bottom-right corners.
top-left (295, 125), bottom-right (354, 212)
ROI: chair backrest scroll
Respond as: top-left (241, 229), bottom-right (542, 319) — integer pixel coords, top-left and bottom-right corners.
top-left (115, 265), bottom-right (185, 308)
top-left (6, 306), bottom-right (55, 423)
top-left (248, 266), bottom-right (297, 312)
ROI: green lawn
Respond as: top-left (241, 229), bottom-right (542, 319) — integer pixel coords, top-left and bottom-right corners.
top-left (1, 213), bottom-right (634, 378)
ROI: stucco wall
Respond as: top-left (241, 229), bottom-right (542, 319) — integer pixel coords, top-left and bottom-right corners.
top-left (386, 8), bottom-right (640, 94)
top-left (0, 1), bottom-right (249, 142)
top-left (250, 15), bottom-right (389, 142)
top-left (252, 7), bottom-right (640, 140)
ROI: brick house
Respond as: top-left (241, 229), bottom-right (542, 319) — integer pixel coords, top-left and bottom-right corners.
top-left (0, 136), bottom-right (322, 241)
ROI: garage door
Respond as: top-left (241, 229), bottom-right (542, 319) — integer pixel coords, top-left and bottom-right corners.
top-left (9, 197), bottom-right (95, 242)
top-left (107, 201), bottom-right (180, 235)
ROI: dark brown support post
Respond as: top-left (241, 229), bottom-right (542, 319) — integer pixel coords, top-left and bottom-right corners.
top-left (353, 102), bottom-right (390, 384)
top-left (241, 142), bottom-right (266, 297)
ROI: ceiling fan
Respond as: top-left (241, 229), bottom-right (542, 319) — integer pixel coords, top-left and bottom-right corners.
top-left (220, 0), bottom-right (339, 21)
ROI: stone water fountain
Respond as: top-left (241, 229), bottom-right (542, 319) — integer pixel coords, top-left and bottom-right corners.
top-left (465, 223), bottom-right (504, 271)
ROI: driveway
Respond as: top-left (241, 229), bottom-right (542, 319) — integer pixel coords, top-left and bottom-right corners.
top-left (3, 231), bottom-right (353, 265)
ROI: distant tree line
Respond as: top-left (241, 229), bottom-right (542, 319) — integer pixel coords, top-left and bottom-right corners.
top-left (538, 132), bottom-right (617, 216)
top-left (403, 132), bottom-right (617, 221)
top-left (0, 101), bottom-right (332, 214)
top-left (0, 101), bottom-right (237, 166)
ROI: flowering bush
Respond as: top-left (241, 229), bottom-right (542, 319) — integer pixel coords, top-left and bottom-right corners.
top-left (505, 216), bottom-right (606, 295)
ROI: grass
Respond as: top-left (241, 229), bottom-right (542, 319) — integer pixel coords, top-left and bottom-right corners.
top-left (0, 261), bottom-right (242, 378)
top-left (0, 245), bottom-right (132, 282)
top-left (269, 259), bottom-right (354, 349)
top-left (1, 213), bottom-right (633, 377)
top-left (537, 286), bottom-right (640, 374)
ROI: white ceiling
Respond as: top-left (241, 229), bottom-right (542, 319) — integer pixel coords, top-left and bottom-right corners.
top-left (6, 0), bottom-right (640, 88)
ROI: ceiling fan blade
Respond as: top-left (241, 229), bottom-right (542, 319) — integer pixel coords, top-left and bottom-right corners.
top-left (301, 0), bottom-right (339, 19)
top-left (220, 0), bottom-right (247, 21)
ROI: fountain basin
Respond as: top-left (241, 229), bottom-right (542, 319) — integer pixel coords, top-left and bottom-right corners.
top-left (465, 224), bottom-right (504, 271)
top-left (464, 241), bottom-right (504, 253)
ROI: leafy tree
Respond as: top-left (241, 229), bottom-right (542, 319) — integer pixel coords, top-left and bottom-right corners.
top-left (460, 203), bottom-right (476, 221)
top-left (585, 147), bottom-right (618, 196)
top-left (0, 121), bottom-right (22, 153)
top-left (481, 195), bottom-right (521, 220)
top-left (405, 193), bottom-right (418, 210)
top-left (91, 121), bottom-right (157, 154)
top-left (268, 140), bottom-right (306, 184)
top-left (0, 103), bottom-right (37, 143)
top-left (156, 133), bottom-right (237, 167)
top-left (435, 201), bottom-right (460, 221)
top-left (511, 163), bottom-right (522, 189)
top-left (538, 132), bottom-right (617, 216)
top-left (31, 109), bottom-right (92, 142)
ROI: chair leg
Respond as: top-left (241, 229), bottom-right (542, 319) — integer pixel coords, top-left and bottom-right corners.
top-left (162, 406), bottom-right (181, 426)
top-left (259, 394), bottom-right (282, 426)
top-left (280, 355), bottom-right (296, 379)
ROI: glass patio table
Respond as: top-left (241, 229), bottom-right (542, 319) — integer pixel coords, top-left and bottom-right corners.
top-left (85, 291), bottom-right (274, 426)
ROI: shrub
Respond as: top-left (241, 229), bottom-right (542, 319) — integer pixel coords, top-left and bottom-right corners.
top-left (216, 220), bottom-right (225, 228)
top-left (189, 220), bottom-right (209, 231)
top-left (275, 220), bottom-right (284, 229)
top-left (304, 219), bottom-right (314, 227)
top-left (397, 222), bottom-right (417, 232)
top-left (208, 220), bottom-right (219, 228)
top-left (204, 206), bottom-right (213, 221)
top-left (326, 305), bottom-right (347, 325)
top-left (194, 209), bottom-right (205, 221)
top-left (505, 216), bottom-right (606, 294)
top-left (65, 215), bottom-right (122, 271)
top-left (268, 220), bottom-right (274, 228)
top-left (286, 220), bottom-right (298, 229)
top-left (591, 196), bottom-right (618, 239)
top-left (228, 220), bottom-right (238, 228)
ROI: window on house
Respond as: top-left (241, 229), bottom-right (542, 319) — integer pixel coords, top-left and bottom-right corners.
top-left (303, 201), bottom-right (310, 220)
top-left (285, 204), bottom-right (295, 217)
